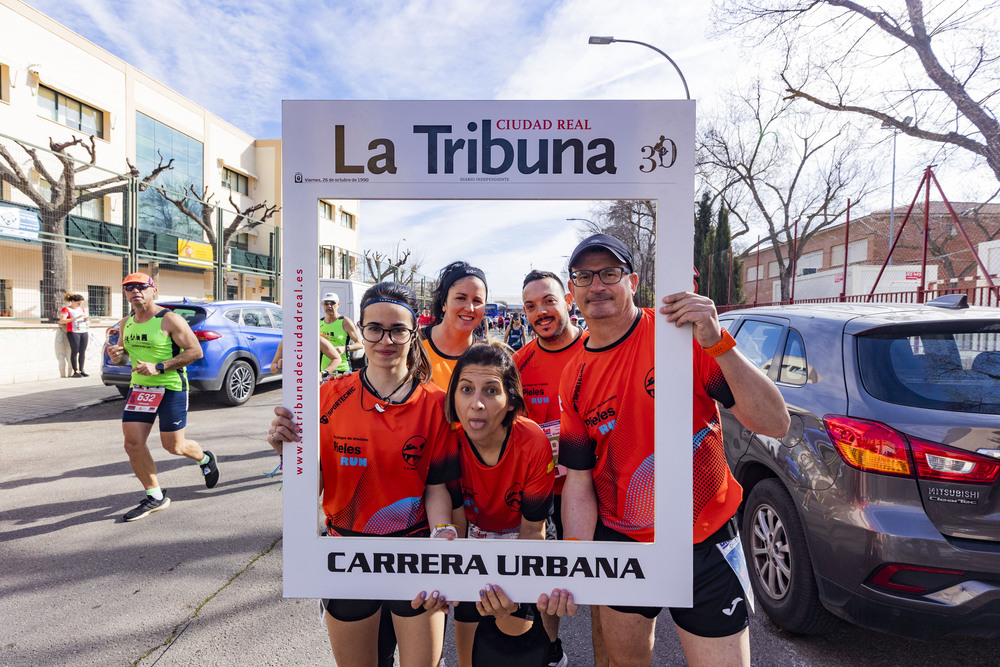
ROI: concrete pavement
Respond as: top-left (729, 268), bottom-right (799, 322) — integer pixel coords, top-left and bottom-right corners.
top-left (4, 381), bottom-right (998, 666)
top-left (0, 374), bottom-right (121, 425)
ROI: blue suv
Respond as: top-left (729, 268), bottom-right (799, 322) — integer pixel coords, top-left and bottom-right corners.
top-left (102, 300), bottom-right (283, 406)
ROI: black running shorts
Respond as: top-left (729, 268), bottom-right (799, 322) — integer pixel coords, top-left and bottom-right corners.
top-left (597, 516), bottom-right (750, 637)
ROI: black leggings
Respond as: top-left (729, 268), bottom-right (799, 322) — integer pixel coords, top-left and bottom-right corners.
top-left (67, 331), bottom-right (88, 372)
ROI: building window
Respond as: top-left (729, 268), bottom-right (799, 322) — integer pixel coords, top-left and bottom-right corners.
top-left (339, 250), bottom-right (349, 279)
top-left (0, 279), bottom-right (11, 316)
top-left (87, 285), bottom-right (110, 316)
top-left (136, 112), bottom-right (204, 238)
top-left (320, 201), bottom-right (333, 219)
top-left (0, 63), bottom-right (10, 104)
top-left (38, 180), bottom-right (105, 221)
top-left (341, 211), bottom-right (355, 229)
top-left (798, 250), bottom-right (823, 275)
top-left (831, 239), bottom-right (869, 267)
top-left (232, 233), bottom-right (249, 251)
top-left (768, 260), bottom-right (780, 278)
top-left (37, 85), bottom-right (105, 139)
top-left (222, 168), bottom-right (248, 195)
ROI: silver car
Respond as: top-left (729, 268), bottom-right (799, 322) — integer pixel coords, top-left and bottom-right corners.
top-left (718, 296), bottom-right (1000, 638)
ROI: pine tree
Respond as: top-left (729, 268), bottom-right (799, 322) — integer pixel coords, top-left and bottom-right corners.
top-left (711, 205), bottom-right (734, 305)
top-left (694, 191), bottom-right (714, 296)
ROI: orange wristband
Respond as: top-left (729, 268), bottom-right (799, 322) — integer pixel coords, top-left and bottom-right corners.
top-left (703, 328), bottom-right (737, 358)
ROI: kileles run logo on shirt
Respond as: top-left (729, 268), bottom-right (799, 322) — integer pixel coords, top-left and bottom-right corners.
top-left (401, 436), bottom-right (425, 470)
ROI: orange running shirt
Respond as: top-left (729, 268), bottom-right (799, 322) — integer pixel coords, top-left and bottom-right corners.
top-left (513, 330), bottom-right (587, 495)
top-left (558, 308), bottom-right (739, 544)
top-left (513, 330), bottom-right (587, 425)
top-left (420, 326), bottom-right (462, 391)
top-left (457, 416), bottom-right (554, 536)
top-left (318, 372), bottom-right (461, 535)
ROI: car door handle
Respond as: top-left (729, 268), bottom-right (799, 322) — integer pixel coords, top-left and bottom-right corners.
top-left (247, 335), bottom-right (256, 340)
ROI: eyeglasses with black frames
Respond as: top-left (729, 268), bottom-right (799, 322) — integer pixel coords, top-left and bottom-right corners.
top-left (361, 324), bottom-right (417, 344)
top-left (569, 266), bottom-right (631, 287)
top-left (123, 284), bottom-right (152, 292)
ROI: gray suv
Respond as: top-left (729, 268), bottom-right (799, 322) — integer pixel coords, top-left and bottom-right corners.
top-left (718, 297), bottom-right (1000, 638)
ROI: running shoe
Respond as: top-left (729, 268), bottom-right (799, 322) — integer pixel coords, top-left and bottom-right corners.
top-left (124, 492), bottom-right (170, 521)
top-left (201, 451), bottom-right (220, 488)
top-left (547, 638), bottom-right (568, 667)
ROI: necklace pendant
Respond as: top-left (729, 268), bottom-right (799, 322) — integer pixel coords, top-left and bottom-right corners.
top-left (375, 404), bottom-right (386, 413)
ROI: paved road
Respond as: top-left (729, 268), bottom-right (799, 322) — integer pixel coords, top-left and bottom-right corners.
top-left (1, 383), bottom-right (998, 666)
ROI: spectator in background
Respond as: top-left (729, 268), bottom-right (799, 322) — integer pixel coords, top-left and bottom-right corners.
top-left (59, 293), bottom-right (90, 377)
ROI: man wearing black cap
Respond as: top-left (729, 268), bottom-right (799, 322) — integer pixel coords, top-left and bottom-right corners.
top-left (558, 234), bottom-right (789, 666)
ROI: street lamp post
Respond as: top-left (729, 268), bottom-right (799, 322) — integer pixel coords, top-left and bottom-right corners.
top-left (588, 36), bottom-right (690, 100)
top-left (882, 116), bottom-right (912, 265)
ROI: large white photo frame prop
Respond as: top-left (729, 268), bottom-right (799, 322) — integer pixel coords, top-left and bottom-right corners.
top-left (281, 100), bottom-right (694, 606)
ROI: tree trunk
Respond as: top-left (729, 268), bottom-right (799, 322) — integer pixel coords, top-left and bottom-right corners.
top-left (41, 212), bottom-right (69, 321)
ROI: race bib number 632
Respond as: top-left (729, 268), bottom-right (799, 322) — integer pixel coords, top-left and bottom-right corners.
top-left (124, 386), bottom-right (166, 413)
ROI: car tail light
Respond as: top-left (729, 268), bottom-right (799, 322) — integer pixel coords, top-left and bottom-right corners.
top-left (105, 326), bottom-right (119, 340)
top-left (825, 416), bottom-right (1000, 484)
top-left (194, 330), bottom-right (222, 342)
top-left (824, 416), bottom-right (912, 477)
top-left (868, 563), bottom-right (968, 594)
top-left (909, 438), bottom-right (1000, 484)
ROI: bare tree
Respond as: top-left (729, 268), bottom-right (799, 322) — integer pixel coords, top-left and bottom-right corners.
top-left (161, 186), bottom-right (279, 249)
top-left (581, 200), bottom-right (656, 306)
top-left (363, 246), bottom-right (423, 286)
top-left (698, 82), bottom-right (873, 300)
top-left (717, 0), bottom-right (1000, 184)
top-left (0, 135), bottom-right (172, 320)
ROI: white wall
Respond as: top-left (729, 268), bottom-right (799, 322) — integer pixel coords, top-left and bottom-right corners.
top-left (0, 324), bottom-right (109, 383)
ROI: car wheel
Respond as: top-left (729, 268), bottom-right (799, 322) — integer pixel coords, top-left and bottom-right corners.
top-left (742, 478), bottom-right (838, 635)
top-left (218, 360), bottom-right (255, 406)
top-left (116, 385), bottom-right (130, 399)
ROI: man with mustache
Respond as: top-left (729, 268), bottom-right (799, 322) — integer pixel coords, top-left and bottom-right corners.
top-left (559, 234), bottom-right (789, 666)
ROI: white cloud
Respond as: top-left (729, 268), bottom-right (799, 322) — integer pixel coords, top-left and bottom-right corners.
top-left (362, 199), bottom-right (594, 301)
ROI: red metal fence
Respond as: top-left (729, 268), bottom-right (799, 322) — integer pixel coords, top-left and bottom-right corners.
top-left (718, 284), bottom-right (1000, 314)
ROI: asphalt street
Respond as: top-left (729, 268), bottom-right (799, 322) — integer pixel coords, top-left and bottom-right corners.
top-left (1, 380), bottom-right (998, 666)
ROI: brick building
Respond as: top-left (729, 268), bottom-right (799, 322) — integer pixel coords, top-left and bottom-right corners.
top-left (740, 202), bottom-right (1000, 305)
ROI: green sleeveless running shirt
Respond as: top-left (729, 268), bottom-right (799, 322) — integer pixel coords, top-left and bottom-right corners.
top-left (320, 317), bottom-right (351, 373)
top-left (122, 312), bottom-right (187, 391)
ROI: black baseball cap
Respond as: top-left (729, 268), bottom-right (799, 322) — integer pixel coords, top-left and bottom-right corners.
top-left (568, 234), bottom-right (634, 272)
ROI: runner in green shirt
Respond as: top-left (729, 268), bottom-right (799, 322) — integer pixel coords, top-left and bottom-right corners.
top-left (106, 272), bottom-right (221, 521)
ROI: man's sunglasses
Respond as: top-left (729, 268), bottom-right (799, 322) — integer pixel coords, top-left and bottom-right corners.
top-left (123, 284), bottom-right (152, 292)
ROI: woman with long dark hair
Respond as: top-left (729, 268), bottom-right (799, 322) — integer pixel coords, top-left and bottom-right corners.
top-left (421, 261), bottom-right (487, 390)
top-left (268, 281), bottom-right (461, 666)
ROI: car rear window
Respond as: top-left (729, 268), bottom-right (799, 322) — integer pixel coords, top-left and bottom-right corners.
top-left (857, 324), bottom-right (1000, 414)
top-left (163, 306), bottom-right (207, 327)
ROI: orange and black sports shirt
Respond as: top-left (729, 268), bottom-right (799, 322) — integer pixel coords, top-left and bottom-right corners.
top-left (558, 308), bottom-right (740, 544)
top-left (513, 330), bottom-right (587, 425)
top-left (318, 373), bottom-right (460, 535)
top-left (420, 325), bottom-right (462, 391)
top-left (456, 416), bottom-right (554, 536)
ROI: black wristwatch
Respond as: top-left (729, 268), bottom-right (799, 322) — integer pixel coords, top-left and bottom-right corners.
top-left (155, 362), bottom-right (165, 373)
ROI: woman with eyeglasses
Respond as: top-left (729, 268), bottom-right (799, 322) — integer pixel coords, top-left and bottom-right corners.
top-left (421, 261), bottom-right (488, 391)
top-left (267, 281), bottom-right (461, 666)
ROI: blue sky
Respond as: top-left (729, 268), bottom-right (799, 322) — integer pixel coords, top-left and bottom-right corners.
top-left (26, 0), bottom-right (738, 298)
top-left (22, 0), bottom-right (996, 299)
